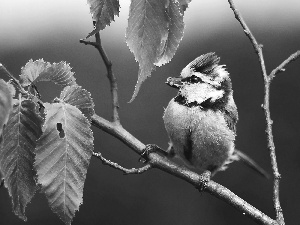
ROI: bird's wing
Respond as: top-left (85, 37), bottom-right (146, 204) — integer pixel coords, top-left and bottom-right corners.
top-left (223, 94), bottom-right (238, 133)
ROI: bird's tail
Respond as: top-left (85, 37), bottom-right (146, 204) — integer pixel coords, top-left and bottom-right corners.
top-left (235, 149), bottom-right (270, 179)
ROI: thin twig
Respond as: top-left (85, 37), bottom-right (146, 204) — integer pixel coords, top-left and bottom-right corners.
top-left (227, 1), bottom-right (286, 224)
top-left (227, 0), bottom-right (267, 77)
top-left (91, 114), bottom-right (277, 225)
top-left (269, 51), bottom-right (300, 80)
top-left (93, 152), bottom-right (152, 174)
top-left (0, 63), bottom-right (27, 95)
top-left (79, 40), bottom-right (98, 47)
top-left (0, 63), bottom-right (46, 108)
top-left (80, 33), bottom-right (120, 125)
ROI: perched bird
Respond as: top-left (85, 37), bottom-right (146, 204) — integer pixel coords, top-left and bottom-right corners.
top-left (162, 52), bottom-right (268, 178)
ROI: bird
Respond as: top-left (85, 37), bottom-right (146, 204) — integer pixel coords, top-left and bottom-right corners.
top-left (161, 52), bottom-right (268, 179)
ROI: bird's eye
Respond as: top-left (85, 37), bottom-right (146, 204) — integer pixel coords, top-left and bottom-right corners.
top-left (190, 75), bottom-right (202, 83)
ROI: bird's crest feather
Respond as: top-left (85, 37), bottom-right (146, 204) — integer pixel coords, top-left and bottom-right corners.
top-left (189, 52), bottom-right (220, 74)
top-left (180, 52), bottom-right (221, 78)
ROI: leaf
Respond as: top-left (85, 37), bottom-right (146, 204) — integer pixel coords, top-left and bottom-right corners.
top-left (155, 0), bottom-right (184, 66)
top-left (60, 85), bottom-right (95, 121)
top-left (6, 81), bottom-right (16, 98)
top-left (0, 79), bottom-right (13, 136)
top-left (125, 0), bottom-right (184, 102)
top-left (0, 99), bottom-right (43, 221)
top-left (35, 102), bottom-right (94, 225)
top-left (20, 59), bottom-right (77, 87)
top-left (177, 0), bottom-right (192, 13)
top-left (86, 0), bottom-right (120, 38)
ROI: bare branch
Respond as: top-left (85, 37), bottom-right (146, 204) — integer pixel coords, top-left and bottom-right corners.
top-left (227, 1), bottom-right (258, 50)
top-left (227, 1), bottom-right (285, 224)
top-left (263, 51), bottom-right (300, 225)
top-left (93, 152), bottom-right (152, 174)
top-left (79, 39), bottom-right (97, 48)
top-left (269, 50), bottom-right (300, 80)
top-left (91, 114), bottom-right (277, 225)
top-left (227, 0), bottom-right (267, 78)
top-left (80, 32), bottom-right (120, 125)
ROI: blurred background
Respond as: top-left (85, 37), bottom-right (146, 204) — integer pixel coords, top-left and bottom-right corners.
top-left (0, 0), bottom-right (300, 224)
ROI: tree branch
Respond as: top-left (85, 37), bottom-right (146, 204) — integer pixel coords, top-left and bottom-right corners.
top-left (269, 51), bottom-right (300, 80)
top-left (80, 34), bottom-right (120, 125)
top-left (93, 152), bottom-right (152, 174)
top-left (226, 1), bottom-right (300, 224)
top-left (91, 114), bottom-right (277, 225)
top-left (227, 0), bottom-right (267, 77)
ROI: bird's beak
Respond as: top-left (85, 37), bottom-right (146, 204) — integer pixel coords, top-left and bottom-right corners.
top-left (166, 77), bottom-right (182, 89)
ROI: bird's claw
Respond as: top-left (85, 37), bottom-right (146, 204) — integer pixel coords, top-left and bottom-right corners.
top-left (139, 144), bottom-right (157, 163)
top-left (140, 144), bottom-right (168, 163)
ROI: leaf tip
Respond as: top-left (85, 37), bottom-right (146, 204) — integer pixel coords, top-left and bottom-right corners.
top-left (128, 66), bottom-right (154, 103)
top-left (13, 198), bottom-right (32, 222)
top-left (17, 213), bottom-right (27, 222)
top-left (128, 85), bottom-right (140, 103)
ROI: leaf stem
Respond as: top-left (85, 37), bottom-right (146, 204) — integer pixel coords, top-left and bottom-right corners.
top-left (0, 63), bottom-right (27, 95)
top-left (93, 152), bottom-right (151, 174)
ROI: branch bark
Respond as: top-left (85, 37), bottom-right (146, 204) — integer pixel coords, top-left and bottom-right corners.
top-left (93, 151), bottom-right (151, 174)
top-left (270, 51), bottom-right (300, 80)
top-left (228, 1), bottom-right (300, 224)
top-left (228, 0), bottom-right (283, 222)
top-left (91, 114), bottom-right (277, 225)
top-left (80, 34), bottom-right (120, 125)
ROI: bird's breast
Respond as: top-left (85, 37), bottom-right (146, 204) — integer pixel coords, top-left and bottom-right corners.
top-left (163, 98), bottom-right (236, 173)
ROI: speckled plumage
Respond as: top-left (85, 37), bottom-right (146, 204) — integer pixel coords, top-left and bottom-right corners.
top-left (163, 53), bottom-right (239, 175)
top-left (163, 98), bottom-right (238, 174)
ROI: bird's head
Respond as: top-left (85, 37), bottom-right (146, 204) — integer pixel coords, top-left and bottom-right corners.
top-left (166, 52), bottom-right (232, 108)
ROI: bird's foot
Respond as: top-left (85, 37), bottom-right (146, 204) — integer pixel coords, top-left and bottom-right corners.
top-left (198, 170), bottom-right (211, 192)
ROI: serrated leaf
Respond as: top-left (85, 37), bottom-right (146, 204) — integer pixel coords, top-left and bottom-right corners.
top-left (35, 102), bottom-right (94, 225)
top-left (126, 0), bottom-right (184, 102)
top-left (155, 0), bottom-right (184, 66)
top-left (0, 79), bottom-right (13, 136)
top-left (60, 85), bottom-right (95, 121)
top-left (20, 59), bottom-right (76, 87)
top-left (0, 99), bottom-right (43, 221)
top-left (86, 0), bottom-right (120, 38)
